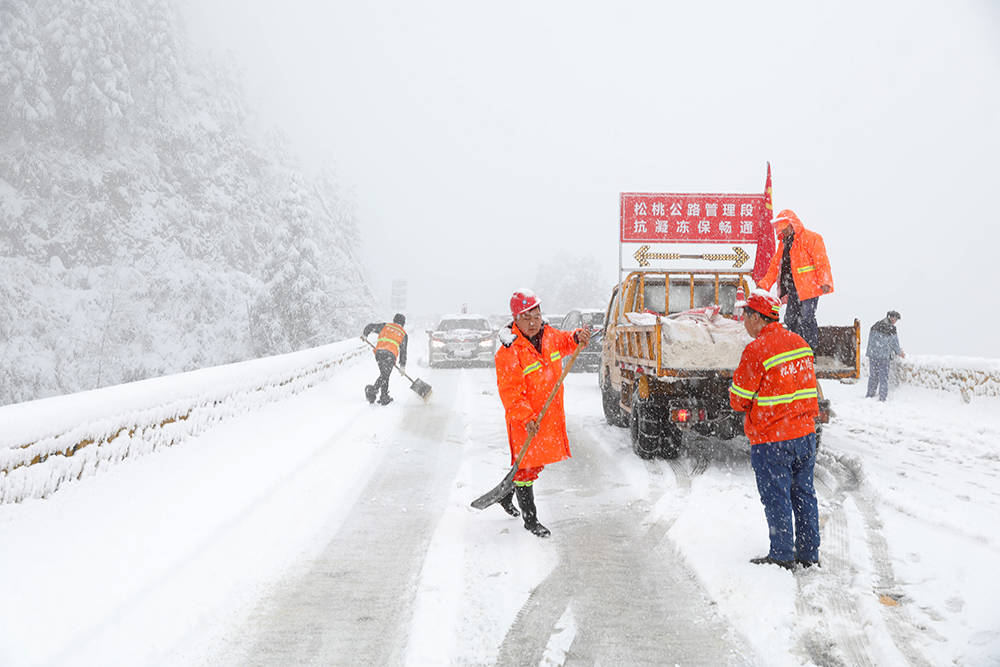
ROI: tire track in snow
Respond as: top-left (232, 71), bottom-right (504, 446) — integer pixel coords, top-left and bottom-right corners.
top-left (804, 442), bottom-right (935, 667)
top-left (801, 454), bottom-right (876, 667)
top-left (840, 422), bottom-right (998, 549)
top-left (495, 423), bottom-right (753, 666)
top-left (228, 369), bottom-right (470, 665)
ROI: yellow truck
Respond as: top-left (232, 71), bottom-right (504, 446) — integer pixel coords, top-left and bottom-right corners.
top-left (601, 186), bottom-right (860, 458)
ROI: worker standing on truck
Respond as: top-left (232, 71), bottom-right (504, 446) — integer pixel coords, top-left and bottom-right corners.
top-left (757, 209), bottom-right (833, 352)
top-left (495, 289), bottom-right (590, 538)
top-left (730, 292), bottom-right (821, 570)
top-left (361, 314), bottom-right (408, 405)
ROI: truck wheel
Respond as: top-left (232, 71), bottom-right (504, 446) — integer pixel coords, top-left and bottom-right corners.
top-left (630, 396), bottom-right (661, 460)
top-left (659, 426), bottom-right (683, 459)
top-left (601, 370), bottom-right (628, 428)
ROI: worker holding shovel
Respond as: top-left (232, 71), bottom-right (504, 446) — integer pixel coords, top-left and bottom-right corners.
top-left (361, 314), bottom-right (408, 405)
top-left (490, 289), bottom-right (590, 537)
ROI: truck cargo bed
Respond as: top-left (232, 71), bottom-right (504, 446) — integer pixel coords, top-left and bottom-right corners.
top-left (615, 314), bottom-right (860, 380)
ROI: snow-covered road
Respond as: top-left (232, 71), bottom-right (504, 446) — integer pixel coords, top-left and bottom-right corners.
top-left (1, 343), bottom-right (998, 666)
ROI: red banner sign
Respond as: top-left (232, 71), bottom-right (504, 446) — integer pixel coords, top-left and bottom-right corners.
top-left (620, 193), bottom-right (769, 243)
top-left (620, 191), bottom-right (776, 280)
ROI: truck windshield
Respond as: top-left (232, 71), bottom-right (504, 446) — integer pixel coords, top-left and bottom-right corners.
top-left (644, 278), bottom-right (739, 314)
top-left (669, 281), bottom-right (738, 314)
top-left (625, 275), bottom-right (740, 316)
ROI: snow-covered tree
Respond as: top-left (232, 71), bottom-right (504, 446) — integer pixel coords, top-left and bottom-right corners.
top-left (0, 0), bottom-right (55, 135)
top-left (131, 0), bottom-right (180, 120)
top-left (44, 0), bottom-right (136, 152)
top-left (0, 0), bottom-right (375, 405)
top-left (313, 171), bottom-right (375, 336)
top-left (251, 175), bottom-right (331, 354)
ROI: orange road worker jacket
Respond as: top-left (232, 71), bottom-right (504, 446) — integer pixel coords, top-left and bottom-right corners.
top-left (758, 209), bottom-right (834, 301)
top-left (373, 322), bottom-right (407, 364)
top-left (496, 324), bottom-right (581, 469)
top-left (730, 321), bottom-right (819, 445)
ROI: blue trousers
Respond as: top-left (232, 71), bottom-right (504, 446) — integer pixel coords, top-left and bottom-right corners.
top-left (785, 296), bottom-right (819, 351)
top-left (750, 433), bottom-right (820, 562)
top-left (866, 358), bottom-right (890, 400)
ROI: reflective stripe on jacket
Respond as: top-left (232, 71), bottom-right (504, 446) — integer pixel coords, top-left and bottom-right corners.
top-left (495, 324), bottom-right (580, 469)
top-left (375, 323), bottom-right (406, 360)
top-left (729, 321), bottom-right (819, 445)
top-left (758, 210), bottom-right (834, 301)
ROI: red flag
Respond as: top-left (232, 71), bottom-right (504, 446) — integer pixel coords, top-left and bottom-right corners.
top-left (764, 162), bottom-right (773, 221)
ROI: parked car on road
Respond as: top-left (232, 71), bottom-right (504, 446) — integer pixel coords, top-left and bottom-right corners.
top-left (427, 315), bottom-right (497, 367)
top-left (559, 308), bottom-right (605, 372)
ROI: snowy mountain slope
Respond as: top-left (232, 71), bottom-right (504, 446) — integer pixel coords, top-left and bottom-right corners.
top-left (0, 0), bottom-right (374, 405)
top-left (1, 338), bottom-right (998, 665)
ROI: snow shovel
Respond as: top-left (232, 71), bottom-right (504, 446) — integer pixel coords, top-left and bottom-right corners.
top-left (471, 345), bottom-right (581, 510)
top-left (361, 338), bottom-right (433, 401)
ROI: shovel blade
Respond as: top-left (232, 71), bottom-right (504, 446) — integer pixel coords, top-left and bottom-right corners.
top-left (470, 466), bottom-right (516, 510)
top-left (410, 377), bottom-right (432, 400)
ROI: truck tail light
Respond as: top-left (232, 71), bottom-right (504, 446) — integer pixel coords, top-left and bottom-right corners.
top-left (671, 408), bottom-right (707, 423)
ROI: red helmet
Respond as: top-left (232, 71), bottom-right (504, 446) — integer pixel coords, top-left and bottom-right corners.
top-left (510, 289), bottom-right (541, 317)
top-left (739, 292), bottom-right (781, 320)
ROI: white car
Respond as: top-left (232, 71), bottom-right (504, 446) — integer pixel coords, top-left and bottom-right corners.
top-left (427, 315), bottom-right (497, 368)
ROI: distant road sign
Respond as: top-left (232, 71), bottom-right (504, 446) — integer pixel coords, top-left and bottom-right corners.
top-left (391, 279), bottom-right (407, 310)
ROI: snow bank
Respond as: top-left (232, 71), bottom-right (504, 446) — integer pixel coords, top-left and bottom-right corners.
top-left (0, 340), bottom-right (366, 504)
top-left (890, 355), bottom-right (1000, 398)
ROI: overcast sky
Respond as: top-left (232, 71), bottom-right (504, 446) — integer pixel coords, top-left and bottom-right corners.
top-left (183, 0), bottom-right (999, 357)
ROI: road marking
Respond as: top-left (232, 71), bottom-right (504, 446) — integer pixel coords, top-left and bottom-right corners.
top-left (539, 603), bottom-right (576, 666)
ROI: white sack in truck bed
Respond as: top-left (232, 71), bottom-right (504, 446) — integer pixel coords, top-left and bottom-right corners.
top-left (625, 306), bottom-right (752, 370)
top-left (624, 306), bottom-right (856, 374)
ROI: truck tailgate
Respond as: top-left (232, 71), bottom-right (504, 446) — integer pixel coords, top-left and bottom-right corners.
top-left (815, 320), bottom-right (861, 379)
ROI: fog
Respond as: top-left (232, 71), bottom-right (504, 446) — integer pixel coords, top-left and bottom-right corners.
top-left (183, 0), bottom-right (1000, 357)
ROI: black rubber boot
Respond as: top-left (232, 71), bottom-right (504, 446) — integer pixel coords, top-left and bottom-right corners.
top-left (365, 385), bottom-right (376, 404)
top-left (378, 393), bottom-right (393, 405)
top-left (498, 489), bottom-right (520, 518)
top-left (750, 555), bottom-right (795, 571)
top-left (514, 485), bottom-right (550, 538)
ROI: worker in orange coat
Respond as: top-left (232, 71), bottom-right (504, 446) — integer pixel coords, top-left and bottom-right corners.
top-left (730, 291), bottom-right (821, 570)
top-left (757, 209), bottom-right (833, 351)
top-left (495, 289), bottom-right (590, 537)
